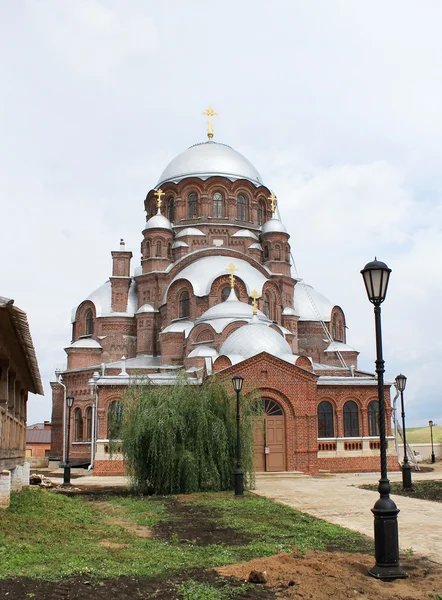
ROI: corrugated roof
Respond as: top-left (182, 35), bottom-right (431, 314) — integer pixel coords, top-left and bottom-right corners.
top-left (0, 296), bottom-right (44, 395)
top-left (26, 429), bottom-right (51, 444)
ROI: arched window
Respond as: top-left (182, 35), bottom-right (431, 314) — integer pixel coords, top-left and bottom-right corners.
top-left (318, 401), bottom-right (334, 438)
top-left (286, 245), bottom-right (290, 262)
top-left (263, 292), bottom-right (271, 319)
top-left (145, 241), bottom-right (150, 258)
top-left (274, 245), bottom-right (281, 260)
top-left (156, 240), bottom-right (162, 257)
top-left (85, 406), bottom-right (93, 442)
top-left (258, 200), bottom-right (265, 226)
top-left (74, 408), bottom-right (83, 442)
top-left (167, 196), bottom-right (174, 222)
top-left (221, 285), bottom-right (239, 301)
top-left (85, 310), bottom-right (93, 336)
top-left (368, 401), bottom-right (379, 436)
top-left (344, 401), bottom-right (359, 437)
top-left (167, 243), bottom-right (172, 259)
top-left (264, 245), bottom-right (269, 259)
top-left (188, 192), bottom-right (198, 218)
top-left (107, 401), bottom-right (123, 440)
top-left (237, 194), bottom-right (246, 221)
top-left (213, 191), bottom-right (223, 218)
top-left (179, 290), bottom-right (190, 318)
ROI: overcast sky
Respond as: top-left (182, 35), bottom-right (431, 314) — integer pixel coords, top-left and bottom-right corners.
top-left (1, 1), bottom-right (441, 427)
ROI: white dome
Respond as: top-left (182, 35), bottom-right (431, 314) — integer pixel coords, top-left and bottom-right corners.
top-left (68, 338), bottom-right (102, 349)
top-left (195, 289), bottom-right (271, 329)
top-left (143, 210), bottom-right (172, 231)
top-left (188, 345), bottom-right (219, 358)
top-left (261, 217), bottom-right (288, 235)
top-left (136, 303), bottom-right (156, 314)
top-left (293, 282), bottom-right (334, 322)
top-left (71, 279), bottom-right (138, 322)
top-left (157, 141), bottom-right (264, 186)
top-left (175, 227), bottom-right (205, 238)
top-left (220, 322), bottom-right (292, 360)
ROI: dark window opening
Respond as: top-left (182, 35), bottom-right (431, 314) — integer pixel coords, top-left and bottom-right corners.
top-left (368, 401), bottom-right (379, 436)
top-left (344, 401), bottom-right (359, 437)
top-left (179, 290), bottom-right (190, 318)
top-left (188, 192), bottom-right (198, 218)
top-left (213, 191), bottom-right (223, 218)
top-left (237, 194), bottom-right (246, 221)
top-left (318, 401), bottom-right (334, 437)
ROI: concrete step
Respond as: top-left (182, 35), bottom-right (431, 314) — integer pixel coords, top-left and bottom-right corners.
top-left (255, 471), bottom-right (307, 478)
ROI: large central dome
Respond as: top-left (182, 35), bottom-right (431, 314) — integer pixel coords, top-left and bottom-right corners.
top-left (157, 141), bottom-right (264, 187)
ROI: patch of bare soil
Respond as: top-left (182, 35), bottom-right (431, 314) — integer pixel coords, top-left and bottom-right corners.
top-left (217, 550), bottom-right (442, 599)
top-left (0, 570), bottom-right (275, 599)
top-left (152, 498), bottom-right (253, 546)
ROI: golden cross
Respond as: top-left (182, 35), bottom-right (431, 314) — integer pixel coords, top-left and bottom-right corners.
top-left (225, 262), bottom-right (238, 288)
top-left (268, 193), bottom-right (277, 214)
top-left (249, 289), bottom-right (261, 315)
top-left (202, 105), bottom-right (219, 139)
top-left (154, 188), bottom-right (165, 209)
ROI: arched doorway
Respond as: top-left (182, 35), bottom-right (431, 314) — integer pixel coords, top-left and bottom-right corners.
top-left (254, 398), bottom-right (286, 472)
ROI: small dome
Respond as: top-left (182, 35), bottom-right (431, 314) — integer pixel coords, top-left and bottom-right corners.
top-left (71, 279), bottom-right (138, 322)
top-left (282, 307), bottom-right (297, 316)
top-left (68, 338), bottom-right (102, 349)
top-left (175, 227), bottom-right (205, 238)
top-left (136, 303), bottom-right (156, 314)
top-left (188, 345), bottom-right (219, 358)
top-left (220, 322), bottom-right (292, 360)
top-left (195, 289), bottom-right (270, 328)
top-left (143, 210), bottom-right (172, 231)
top-left (293, 282), bottom-right (334, 322)
top-left (261, 217), bottom-right (288, 235)
top-left (172, 241), bottom-right (189, 248)
top-left (232, 229), bottom-right (259, 240)
top-left (157, 141), bottom-right (264, 186)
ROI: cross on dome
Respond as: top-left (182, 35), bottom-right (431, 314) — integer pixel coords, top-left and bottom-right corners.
top-left (202, 105), bottom-right (218, 140)
top-left (249, 289), bottom-right (261, 315)
top-left (225, 262), bottom-right (238, 288)
top-left (154, 188), bottom-right (165, 209)
top-left (268, 193), bottom-right (278, 214)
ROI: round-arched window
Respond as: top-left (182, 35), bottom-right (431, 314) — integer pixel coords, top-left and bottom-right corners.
top-left (258, 199), bottom-right (265, 226)
top-left (85, 310), bottom-right (93, 336)
top-left (213, 192), bottom-right (223, 218)
top-left (237, 194), bottom-right (246, 221)
top-left (107, 401), bottom-right (123, 440)
top-left (179, 290), bottom-right (190, 318)
top-left (344, 401), bottom-right (359, 437)
top-left (188, 192), bottom-right (198, 218)
top-left (86, 406), bottom-right (93, 442)
top-left (74, 407), bottom-right (83, 442)
top-left (167, 196), bottom-right (174, 222)
top-left (368, 401), bottom-right (379, 436)
top-left (318, 401), bottom-right (334, 438)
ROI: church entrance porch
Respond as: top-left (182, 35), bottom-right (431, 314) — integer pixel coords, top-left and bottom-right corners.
top-left (254, 398), bottom-right (286, 472)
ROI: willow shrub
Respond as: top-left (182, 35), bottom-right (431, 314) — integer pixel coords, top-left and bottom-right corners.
top-left (118, 377), bottom-right (258, 495)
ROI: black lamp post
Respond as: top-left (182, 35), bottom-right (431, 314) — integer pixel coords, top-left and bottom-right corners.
top-left (63, 396), bottom-right (74, 486)
top-left (361, 259), bottom-right (407, 580)
top-left (429, 420), bottom-right (436, 464)
top-left (232, 375), bottom-right (244, 497)
top-left (395, 374), bottom-right (412, 489)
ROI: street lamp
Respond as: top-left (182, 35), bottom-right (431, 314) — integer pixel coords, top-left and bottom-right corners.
top-left (63, 396), bottom-right (75, 486)
top-left (361, 258), bottom-right (407, 580)
top-left (231, 375), bottom-right (244, 497)
top-left (429, 420), bottom-right (436, 464)
top-left (395, 374), bottom-right (412, 489)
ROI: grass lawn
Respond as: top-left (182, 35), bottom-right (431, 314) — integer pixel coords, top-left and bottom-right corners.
top-left (361, 479), bottom-right (442, 503)
top-left (405, 425), bottom-right (442, 444)
top-left (0, 488), bottom-right (372, 582)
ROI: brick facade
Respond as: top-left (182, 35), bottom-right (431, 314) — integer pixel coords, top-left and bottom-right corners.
top-left (50, 141), bottom-right (398, 477)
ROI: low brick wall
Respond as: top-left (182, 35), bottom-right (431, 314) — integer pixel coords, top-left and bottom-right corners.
top-left (93, 460), bottom-right (125, 476)
top-left (318, 455), bottom-right (400, 473)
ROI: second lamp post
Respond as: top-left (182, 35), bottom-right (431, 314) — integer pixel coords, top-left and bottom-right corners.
top-left (231, 375), bottom-right (244, 497)
top-left (395, 374), bottom-right (412, 489)
top-left (429, 420), bottom-right (436, 464)
top-left (63, 396), bottom-right (74, 486)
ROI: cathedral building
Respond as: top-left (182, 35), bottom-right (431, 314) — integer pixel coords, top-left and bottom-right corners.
top-left (50, 111), bottom-right (398, 476)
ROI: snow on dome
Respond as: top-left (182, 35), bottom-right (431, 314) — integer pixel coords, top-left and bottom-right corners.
top-left (261, 216), bottom-right (288, 235)
top-left (172, 241), bottom-right (189, 248)
top-left (166, 255), bottom-right (269, 300)
top-left (324, 341), bottom-right (357, 353)
top-left (282, 307), bottom-right (297, 316)
top-left (231, 229), bottom-right (259, 240)
top-left (68, 338), bottom-right (102, 349)
top-left (220, 322), bottom-right (292, 360)
top-left (175, 227), bottom-right (205, 238)
top-left (157, 141), bottom-right (264, 187)
top-left (161, 320), bottom-right (194, 338)
top-left (143, 210), bottom-right (172, 231)
top-left (293, 282), bottom-right (334, 322)
top-left (71, 279), bottom-right (138, 323)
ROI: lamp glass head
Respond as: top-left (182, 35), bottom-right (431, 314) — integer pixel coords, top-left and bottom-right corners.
top-left (66, 396), bottom-right (74, 408)
top-left (395, 373), bottom-right (407, 392)
top-left (429, 420), bottom-right (434, 427)
top-left (232, 375), bottom-right (244, 392)
top-left (361, 259), bottom-right (392, 305)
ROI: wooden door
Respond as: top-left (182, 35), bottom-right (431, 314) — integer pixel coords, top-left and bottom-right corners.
top-left (253, 399), bottom-right (286, 472)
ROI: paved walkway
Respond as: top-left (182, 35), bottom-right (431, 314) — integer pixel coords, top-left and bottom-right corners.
top-left (254, 465), bottom-right (442, 564)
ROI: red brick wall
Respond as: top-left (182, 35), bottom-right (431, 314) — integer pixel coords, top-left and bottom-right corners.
top-left (318, 455), bottom-right (400, 473)
top-left (94, 459), bottom-right (125, 476)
